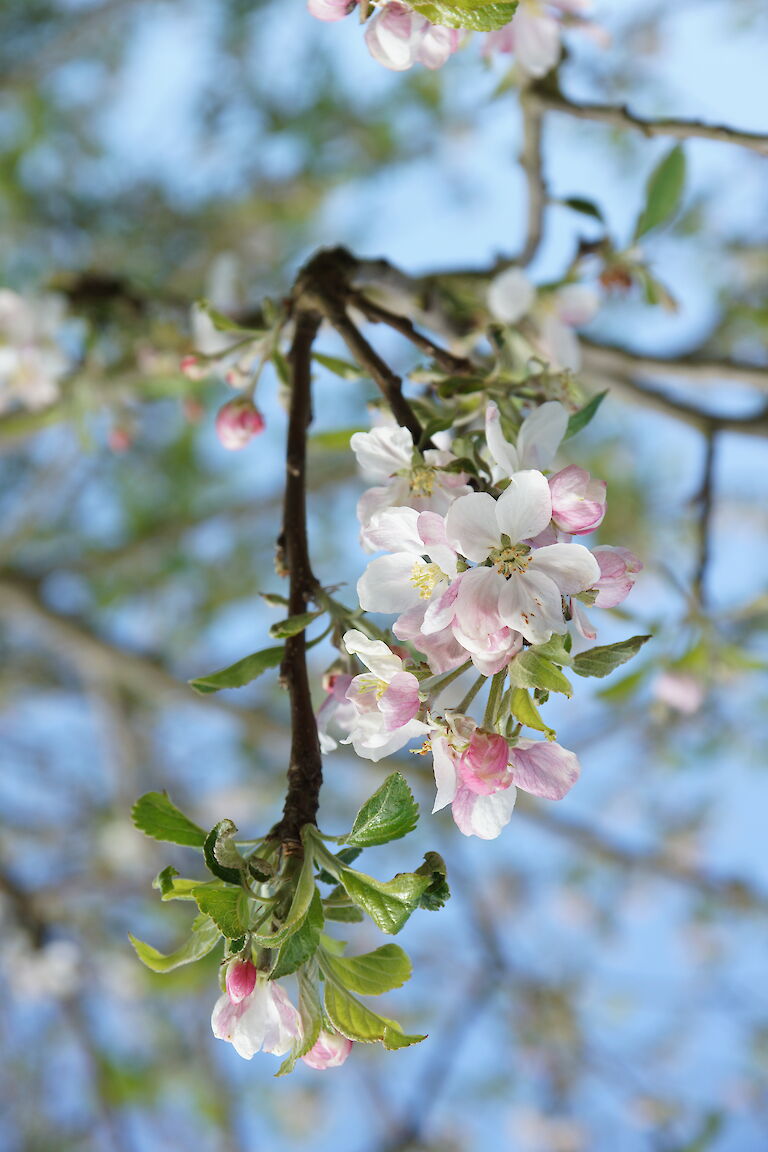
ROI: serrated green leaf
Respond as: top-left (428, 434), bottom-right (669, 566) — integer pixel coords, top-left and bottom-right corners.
top-left (312, 353), bottom-right (364, 380)
top-left (508, 651), bottom-right (573, 697)
top-left (634, 145), bottom-right (686, 239)
top-left (337, 867), bottom-right (430, 935)
top-left (189, 645), bottom-right (284, 694)
top-left (343, 773), bottom-right (419, 848)
top-left (509, 688), bottom-right (555, 737)
top-left (564, 391), bottom-right (607, 440)
top-left (203, 821), bottom-right (244, 885)
top-left (572, 635), bottom-right (652, 679)
top-left (411, 0), bottom-right (517, 32)
top-left (276, 968), bottom-right (324, 1076)
top-left (324, 904), bottom-right (365, 923)
top-left (270, 890), bottom-right (324, 980)
top-left (129, 916), bottom-right (221, 973)
top-left (414, 851), bottom-right (451, 911)
top-left (132, 792), bottom-right (206, 847)
top-left (322, 944), bottom-right (412, 997)
top-left (194, 885), bottom-right (250, 940)
top-left (269, 610), bottom-right (323, 639)
top-left (322, 980), bottom-right (425, 1049)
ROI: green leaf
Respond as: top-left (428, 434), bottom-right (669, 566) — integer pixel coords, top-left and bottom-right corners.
top-left (336, 867), bottom-right (430, 935)
top-left (312, 353), bottom-right (364, 380)
top-left (414, 851), bottom-right (451, 911)
top-left (411, 0), bottom-right (517, 32)
top-left (276, 968), bottom-right (324, 1076)
top-left (270, 890), bottom-right (324, 979)
top-left (309, 427), bottom-right (366, 451)
top-left (203, 820), bottom-right (244, 885)
top-left (572, 635), bottom-right (652, 679)
top-left (194, 885), bottom-right (250, 940)
top-left (322, 944), bottom-right (412, 996)
top-left (322, 980), bottom-right (425, 1049)
top-left (530, 633), bottom-right (573, 666)
top-left (561, 196), bottom-right (604, 222)
top-left (343, 773), bottom-right (419, 848)
top-left (564, 391), bottom-right (607, 440)
top-left (195, 299), bottom-right (262, 335)
top-left (324, 904), bottom-right (364, 923)
top-left (152, 867), bottom-right (209, 901)
top-left (269, 610), bottom-right (323, 640)
top-left (129, 915), bottom-right (221, 973)
top-left (509, 688), bottom-right (555, 737)
top-left (508, 651), bottom-right (573, 697)
top-left (634, 145), bottom-right (686, 239)
top-left (272, 349), bottom-right (290, 386)
top-left (132, 792), bottom-right (206, 848)
top-left (189, 645), bottom-right (284, 694)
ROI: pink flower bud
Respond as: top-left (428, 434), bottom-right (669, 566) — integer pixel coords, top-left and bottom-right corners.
top-left (308, 0), bottom-right (357, 20)
top-left (301, 1029), bottom-right (353, 1070)
top-left (591, 546), bottom-right (642, 607)
top-left (215, 397), bottom-right (266, 450)
top-left (180, 355), bottom-right (207, 381)
top-left (225, 959), bottom-right (257, 1004)
top-left (549, 466), bottom-right (606, 534)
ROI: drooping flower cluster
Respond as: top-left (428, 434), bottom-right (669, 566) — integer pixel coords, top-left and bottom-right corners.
top-left (319, 397), bottom-right (641, 839)
top-left (307, 0), bottom-right (603, 76)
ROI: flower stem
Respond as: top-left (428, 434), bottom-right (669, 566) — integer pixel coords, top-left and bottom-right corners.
top-left (455, 675), bottom-right (486, 715)
top-left (483, 669), bottom-right (507, 730)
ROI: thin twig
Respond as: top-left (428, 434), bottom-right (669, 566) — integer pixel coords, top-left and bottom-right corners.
top-left (582, 338), bottom-right (768, 392)
top-left (692, 428), bottom-right (718, 610)
top-left (587, 371), bottom-right (768, 437)
top-left (529, 84), bottom-right (768, 156)
top-left (348, 290), bottom-right (475, 376)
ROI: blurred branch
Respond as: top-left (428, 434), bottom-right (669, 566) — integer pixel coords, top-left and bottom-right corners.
top-left (692, 429), bottom-right (718, 609)
top-left (529, 82), bottom-right (768, 155)
top-left (518, 91), bottom-right (547, 267)
top-left (582, 338), bottom-right (768, 392)
top-left (591, 371), bottom-right (768, 437)
top-left (516, 800), bottom-right (768, 913)
top-left (348, 291), bottom-right (474, 375)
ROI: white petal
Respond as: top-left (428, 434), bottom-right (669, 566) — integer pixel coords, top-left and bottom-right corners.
top-left (357, 553), bottom-right (422, 614)
top-left (343, 629), bottom-right (402, 680)
top-left (513, 8), bottom-right (561, 77)
top-left (517, 401), bottom-right (569, 471)
top-left (453, 565), bottom-right (504, 635)
top-left (555, 284), bottom-right (600, 327)
top-left (350, 426), bottom-right (413, 480)
top-left (364, 506), bottom-right (422, 555)
top-left (445, 492), bottom-right (500, 561)
top-left (538, 314), bottom-right (581, 371)
top-left (351, 715), bottom-right (430, 762)
top-left (530, 542), bottom-right (600, 594)
top-left (498, 569), bottom-right (564, 645)
top-left (452, 784), bottom-right (517, 839)
top-left (495, 470), bottom-right (552, 543)
top-left (487, 267), bottom-right (535, 324)
top-left (485, 402), bottom-right (520, 477)
top-left (431, 736), bottom-right (457, 812)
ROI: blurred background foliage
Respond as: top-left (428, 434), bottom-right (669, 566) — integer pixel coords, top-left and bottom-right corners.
top-left (1, 1), bottom-right (768, 1151)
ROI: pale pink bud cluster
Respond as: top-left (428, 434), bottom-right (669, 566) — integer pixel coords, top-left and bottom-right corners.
top-left (302, 1029), bottom-right (354, 1070)
top-left (364, 2), bottom-right (460, 71)
top-left (215, 397), bottom-right (266, 450)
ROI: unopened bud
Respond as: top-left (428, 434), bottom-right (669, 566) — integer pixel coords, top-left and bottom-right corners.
top-left (225, 959), bottom-right (257, 1004)
top-left (215, 397), bottom-right (266, 450)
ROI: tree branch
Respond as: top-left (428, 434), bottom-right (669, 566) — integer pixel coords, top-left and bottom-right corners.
top-left (518, 91), bottom-right (547, 266)
top-left (530, 84), bottom-right (768, 156)
top-left (348, 290), bottom-right (474, 376)
top-left (692, 429), bottom-right (718, 609)
top-left (582, 338), bottom-right (768, 392)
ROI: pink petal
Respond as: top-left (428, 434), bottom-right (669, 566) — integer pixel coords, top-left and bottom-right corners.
top-left (458, 731), bottom-right (513, 795)
top-left (302, 1030), bottom-right (353, 1070)
top-left (379, 670), bottom-right (421, 730)
top-left (452, 784), bottom-right (517, 839)
top-left (510, 739), bottom-right (580, 800)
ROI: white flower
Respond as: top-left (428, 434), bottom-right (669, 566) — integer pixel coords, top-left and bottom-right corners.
top-left (357, 507), bottom-right (459, 615)
top-left (444, 472), bottom-right (599, 645)
top-left (211, 974), bottom-right (301, 1059)
top-left (485, 399), bottom-right (569, 480)
top-left (486, 270), bottom-right (599, 371)
top-left (0, 290), bottom-right (69, 413)
top-left (342, 629), bottom-right (430, 762)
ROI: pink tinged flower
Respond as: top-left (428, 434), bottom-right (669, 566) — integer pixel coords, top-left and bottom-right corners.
top-left (445, 474), bottom-right (599, 645)
top-left (485, 400), bottom-right (569, 480)
top-left (351, 425), bottom-right (413, 481)
top-left (431, 734), bottom-right (517, 840)
top-left (301, 1030), bottom-right (354, 1070)
top-left (342, 629), bottom-right (429, 762)
top-left (308, 0), bottom-right (356, 20)
top-left (316, 672), bottom-right (357, 753)
top-left (458, 730), bottom-right (513, 794)
top-left (508, 2), bottom-right (562, 77)
top-left (417, 23), bottom-right (461, 69)
top-left (364, 3), bottom-right (459, 71)
top-left (549, 466), bottom-right (606, 534)
top-left (357, 507), bottom-right (458, 615)
top-left (180, 354), bottom-right (207, 381)
top-left (653, 672), bottom-right (704, 716)
top-left (508, 739), bottom-right (580, 800)
top-left (393, 602), bottom-right (467, 674)
top-left (226, 958), bottom-right (257, 1004)
top-left (215, 397), bottom-right (265, 450)
top-left (211, 978), bottom-right (302, 1060)
top-left (591, 546), bottom-right (642, 608)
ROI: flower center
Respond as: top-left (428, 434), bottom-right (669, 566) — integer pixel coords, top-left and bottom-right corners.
top-left (410, 561), bottom-right (445, 600)
top-left (409, 464), bottom-right (436, 497)
top-left (488, 542), bottom-right (532, 578)
top-left (355, 674), bottom-right (387, 699)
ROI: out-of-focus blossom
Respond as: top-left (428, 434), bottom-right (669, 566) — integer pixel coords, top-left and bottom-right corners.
top-left (308, 0), bottom-right (357, 20)
top-left (215, 397), bottom-right (266, 450)
top-left (486, 0), bottom-right (602, 78)
top-left (0, 290), bottom-right (70, 413)
top-left (316, 671), bottom-right (357, 752)
top-left (549, 465), bottom-right (606, 534)
top-left (486, 269), bottom-right (599, 371)
top-left (364, 2), bottom-right (460, 71)
top-left (301, 1029), bottom-right (354, 1069)
top-left (2, 937), bottom-right (81, 1001)
top-left (653, 671), bottom-right (705, 715)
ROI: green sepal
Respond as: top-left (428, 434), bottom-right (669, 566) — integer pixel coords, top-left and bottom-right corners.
top-left (132, 792), bottom-right (206, 848)
top-left (188, 645), bottom-right (284, 694)
top-left (129, 914), bottom-right (221, 973)
top-left (343, 773), bottom-right (419, 848)
top-left (321, 944), bottom-right (412, 997)
top-left (203, 820), bottom-right (244, 885)
top-left (572, 635), bottom-right (652, 679)
top-left (270, 890), bottom-right (324, 980)
top-left (508, 651), bottom-right (573, 697)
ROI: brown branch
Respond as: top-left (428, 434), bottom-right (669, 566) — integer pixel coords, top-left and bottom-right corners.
top-left (590, 370), bottom-right (768, 437)
top-left (348, 290), bottom-right (474, 376)
top-left (582, 338), bottom-right (768, 392)
top-left (518, 91), bottom-right (547, 266)
top-left (692, 429), bottom-right (718, 609)
top-left (270, 309), bottom-right (324, 844)
top-left (530, 83), bottom-right (768, 156)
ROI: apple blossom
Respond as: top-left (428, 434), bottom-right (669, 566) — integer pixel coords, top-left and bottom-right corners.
top-left (653, 671), bottom-right (705, 716)
top-left (485, 0), bottom-right (600, 77)
top-left (215, 396), bottom-right (266, 450)
top-left (316, 671), bottom-right (358, 752)
top-left (485, 399), bottom-right (569, 479)
top-left (357, 506), bottom-right (459, 615)
top-left (211, 974), bottom-right (302, 1059)
top-left (364, 3), bottom-right (460, 72)
top-left (302, 1029), bottom-right (354, 1070)
top-left (351, 425), bottom-right (471, 544)
top-left (432, 716), bottom-right (580, 839)
top-left (0, 289), bottom-right (69, 414)
top-left (225, 958), bottom-right (257, 1003)
top-left (486, 269), bottom-right (599, 371)
top-left (444, 474), bottom-right (600, 645)
top-left (548, 465), bottom-right (606, 534)
top-left (591, 546), bottom-right (642, 608)
top-left (342, 629), bottom-right (430, 761)
top-left (308, 0), bottom-right (357, 21)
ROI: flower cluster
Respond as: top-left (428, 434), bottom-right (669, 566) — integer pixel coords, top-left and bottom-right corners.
top-left (307, 0), bottom-right (602, 76)
top-left (320, 397), bottom-right (641, 839)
